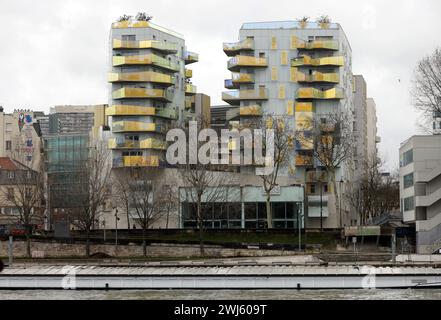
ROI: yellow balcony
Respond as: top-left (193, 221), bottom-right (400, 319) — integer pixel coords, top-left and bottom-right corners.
top-left (184, 51), bottom-right (199, 64)
top-left (227, 56), bottom-right (268, 71)
top-left (185, 69), bottom-right (193, 78)
top-left (108, 71), bottom-right (174, 85)
top-left (296, 87), bottom-right (344, 100)
top-left (185, 98), bottom-right (193, 109)
top-left (139, 138), bottom-right (167, 150)
top-left (112, 54), bottom-right (180, 72)
top-left (223, 38), bottom-right (255, 56)
top-left (108, 138), bottom-right (166, 150)
top-left (225, 73), bottom-right (254, 89)
top-left (306, 171), bottom-right (328, 182)
top-left (295, 154), bottom-right (314, 167)
top-left (222, 88), bottom-right (268, 105)
top-left (112, 39), bottom-right (178, 53)
top-left (291, 69), bottom-right (339, 84)
top-left (112, 121), bottom-right (157, 133)
top-left (240, 105), bottom-right (263, 117)
top-left (106, 105), bottom-right (155, 116)
top-left (112, 88), bottom-right (173, 101)
top-left (291, 55), bottom-right (344, 67)
top-left (111, 21), bottom-right (150, 29)
top-left (185, 83), bottom-right (197, 95)
top-left (123, 155), bottom-right (160, 167)
top-left (292, 36), bottom-right (339, 51)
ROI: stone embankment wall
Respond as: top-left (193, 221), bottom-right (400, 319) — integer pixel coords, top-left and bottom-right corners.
top-left (0, 240), bottom-right (297, 258)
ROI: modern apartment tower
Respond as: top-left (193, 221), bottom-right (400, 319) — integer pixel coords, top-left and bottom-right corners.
top-left (222, 20), bottom-right (354, 229)
top-left (108, 17), bottom-right (198, 168)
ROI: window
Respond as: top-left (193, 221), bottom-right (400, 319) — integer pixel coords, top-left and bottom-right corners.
top-left (278, 85), bottom-right (286, 99)
top-left (271, 67), bottom-right (278, 81)
top-left (5, 141), bottom-right (11, 150)
top-left (122, 35), bottom-right (136, 41)
top-left (259, 52), bottom-right (265, 58)
top-left (280, 51), bottom-right (288, 65)
top-left (403, 173), bottom-right (414, 189)
top-left (403, 196), bottom-right (414, 211)
top-left (8, 171), bottom-right (14, 179)
top-left (400, 149), bottom-right (413, 167)
top-left (271, 36), bottom-right (277, 49)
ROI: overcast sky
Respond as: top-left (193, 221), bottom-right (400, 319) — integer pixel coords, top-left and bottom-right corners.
top-left (0, 0), bottom-right (440, 170)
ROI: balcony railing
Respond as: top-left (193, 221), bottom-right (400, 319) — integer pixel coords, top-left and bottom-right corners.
top-left (226, 105), bottom-right (263, 121)
top-left (184, 51), bottom-right (199, 64)
top-left (112, 87), bottom-right (174, 101)
top-left (112, 54), bottom-right (180, 72)
top-left (185, 98), bottom-right (193, 109)
top-left (155, 107), bottom-right (178, 119)
top-left (185, 83), bottom-right (197, 95)
top-left (291, 55), bottom-right (344, 67)
top-left (106, 105), bottom-right (155, 116)
top-left (108, 138), bottom-right (167, 150)
top-left (227, 56), bottom-right (268, 71)
top-left (296, 87), bottom-right (344, 100)
top-left (295, 154), bottom-right (314, 167)
top-left (111, 121), bottom-right (157, 133)
top-left (225, 73), bottom-right (255, 89)
top-left (223, 38), bottom-right (255, 56)
top-left (108, 71), bottom-right (175, 85)
top-left (185, 69), bottom-right (193, 78)
top-left (112, 39), bottom-right (178, 53)
top-left (292, 69), bottom-right (339, 83)
top-left (293, 36), bottom-right (339, 51)
top-left (113, 155), bottom-right (161, 168)
top-left (306, 171), bottom-right (329, 182)
top-left (222, 88), bottom-right (268, 105)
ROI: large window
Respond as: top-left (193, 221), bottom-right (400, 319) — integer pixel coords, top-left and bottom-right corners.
top-left (400, 149), bottom-right (413, 167)
top-left (403, 196), bottom-right (414, 211)
top-left (403, 173), bottom-right (414, 189)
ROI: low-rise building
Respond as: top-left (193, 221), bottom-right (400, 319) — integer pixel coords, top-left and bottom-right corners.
top-left (399, 135), bottom-right (441, 254)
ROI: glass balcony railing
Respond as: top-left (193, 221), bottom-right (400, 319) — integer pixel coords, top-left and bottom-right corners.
top-left (227, 56), bottom-right (268, 71)
top-left (185, 69), bottom-right (193, 78)
top-left (295, 154), bottom-right (314, 167)
top-left (306, 171), bottom-right (328, 182)
top-left (108, 138), bottom-right (167, 150)
top-left (112, 54), bottom-right (180, 72)
top-left (111, 121), bottom-right (157, 133)
top-left (296, 87), bottom-right (344, 100)
top-left (112, 39), bottom-right (178, 53)
top-left (106, 105), bottom-right (155, 116)
top-left (155, 107), bottom-right (178, 119)
top-left (112, 87), bottom-right (174, 101)
top-left (184, 51), bottom-right (199, 64)
top-left (112, 155), bottom-right (161, 168)
top-left (185, 83), bottom-right (197, 95)
top-left (291, 55), bottom-right (344, 67)
top-left (293, 36), bottom-right (339, 51)
top-left (225, 73), bottom-right (255, 89)
top-left (108, 71), bottom-right (174, 85)
top-left (240, 105), bottom-right (263, 117)
top-left (292, 69), bottom-right (339, 83)
top-left (222, 88), bottom-right (269, 105)
top-left (223, 38), bottom-right (255, 56)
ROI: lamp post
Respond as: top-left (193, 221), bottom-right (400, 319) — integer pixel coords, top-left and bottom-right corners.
top-left (339, 178), bottom-right (344, 228)
top-left (114, 208), bottom-right (120, 256)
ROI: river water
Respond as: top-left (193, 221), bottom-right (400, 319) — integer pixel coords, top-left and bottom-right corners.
top-left (1, 289), bottom-right (441, 300)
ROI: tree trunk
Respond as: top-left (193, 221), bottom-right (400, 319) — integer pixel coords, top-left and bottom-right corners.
top-left (126, 205), bottom-right (130, 230)
top-left (85, 230), bottom-right (90, 257)
top-left (266, 194), bottom-right (272, 229)
top-left (197, 196), bottom-right (205, 256)
top-left (142, 227), bottom-right (147, 256)
top-left (25, 226), bottom-right (31, 258)
top-left (329, 170), bottom-right (341, 228)
top-left (166, 208), bottom-right (170, 229)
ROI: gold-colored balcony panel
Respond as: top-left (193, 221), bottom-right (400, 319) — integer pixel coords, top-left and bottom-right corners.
top-left (112, 21), bottom-right (150, 29)
top-left (184, 51), bottom-right (199, 64)
top-left (223, 38), bottom-right (255, 56)
top-left (106, 105), bottom-right (155, 116)
top-left (112, 87), bottom-right (173, 101)
top-left (112, 54), bottom-right (180, 72)
top-left (112, 121), bottom-right (157, 133)
top-left (296, 87), bottom-right (344, 100)
top-left (108, 138), bottom-right (166, 150)
top-left (123, 155), bottom-right (160, 167)
top-left (292, 36), bottom-right (339, 51)
top-left (112, 39), bottom-right (178, 53)
top-left (291, 55), bottom-right (344, 67)
top-left (227, 56), bottom-right (268, 71)
top-left (185, 69), bottom-right (193, 78)
top-left (291, 68), bottom-right (339, 84)
top-left (185, 83), bottom-right (197, 95)
top-left (222, 88), bottom-right (269, 105)
top-left (108, 71), bottom-right (174, 85)
top-left (225, 73), bottom-right (255, 89)
top-left (295, 154), bottom-right (314, 167)
top-left (240, 105), bottom-right (263, 117)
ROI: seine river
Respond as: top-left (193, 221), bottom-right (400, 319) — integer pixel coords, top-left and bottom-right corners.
top-left (1, 289), bottom-right (441, 300)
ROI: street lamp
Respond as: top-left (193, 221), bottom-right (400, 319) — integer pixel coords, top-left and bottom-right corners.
top-left (114, 207), bottom-right (120, 256)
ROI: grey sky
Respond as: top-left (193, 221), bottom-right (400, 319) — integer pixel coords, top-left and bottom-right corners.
top-left (0, 0), bottom-right (440, 170)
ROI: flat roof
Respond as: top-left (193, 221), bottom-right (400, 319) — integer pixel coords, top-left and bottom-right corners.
top-left (241, 20), bottom-right (340, 30)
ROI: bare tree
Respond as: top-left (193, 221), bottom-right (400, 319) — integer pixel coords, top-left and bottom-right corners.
top-left (411, 48), bottom-right (441, 131)
top-left (136, 12), bottom-right (153, 21)
top-left (70, 141), bottom-right (112, 257)
top-left (255, 115), bottom-right (295, 228)
top-left (0, 159), bottom-right (44, 258)
top-left (162, 184), bottom-right (179, 229)
top-left (310, 111), bottom-right (355, 228)
top-left (113, 169), bottom-right (133, 230)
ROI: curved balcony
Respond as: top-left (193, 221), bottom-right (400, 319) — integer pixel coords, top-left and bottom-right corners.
top-left (108, 71), bottom-right (174, 86)
top-left (185, 83), bottom-right (197, 95)
top-left (224, 73), bottom-right (255, 89)
top-left (295, 154), bottom-right (314, 167)
top-left (291, 69), bottom-right (339, 84)
top-left (185, 69), bottom-right (193, 78)
top-left (112, 39), bottom-right (178, 53)
top-left (292, 36), bottom-right (339, 51)
top-left (155, 107), bottom-right (178, 119)
top-left (296, 87), bottom-right (344, 100)
top-left (227, 56), bottom-right (268, 72)
top-left (184, 51), bottom-right (199, 65)
top-left (226, 105), bottom-right (263, 121)
top-left (108, 138), bottom-right (167, 150)
top-left (185, 98), bottom-right (193, 109)
top-left (112, 87), bottom-right (174, 102)
top-left (106, 105), bottom-right (155, 116)
top-left (291, 55), bottom-right (344, 67)
top-left (113, 155), bottom-right (161, 168)
top-left (223, 38), bottom-right (255, 56)
top-left (112, 54), bottom-right (180, 72)
top-left (111, 121), bottom-right (157, 133)
top-left (222, 88), bottom-right (268, 106)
